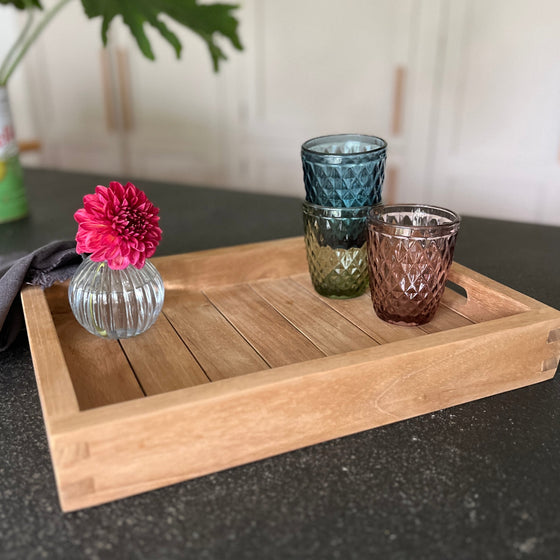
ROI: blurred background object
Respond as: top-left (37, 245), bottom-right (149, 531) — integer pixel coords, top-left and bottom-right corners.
top-left (1, 0), bottom-right (559, 226)
top-left (0, 0), bottom-right (242, 222)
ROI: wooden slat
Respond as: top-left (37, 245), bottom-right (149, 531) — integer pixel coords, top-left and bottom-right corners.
top-left (43, 282), bottom-right (71, 314)
top-left (45, 283), bottom-right (210, 394)
top-left (51, 312), bottom-right (144, 410)
top-left (119, 314), bottom-right (209, 394)
top-left (250, 277), bottom-right (379, 355)
top-left (419, 301), bottom-right (474, 334)
top-left (291, 274), bottom-right (426, 343)
top-left (205, 284), bottom-right (325, 367)
top-left (163, 290), bottom-right (269, 381)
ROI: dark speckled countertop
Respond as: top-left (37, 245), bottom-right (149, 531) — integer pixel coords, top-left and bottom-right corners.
top-left (1, 168), bottom-right (559, 559)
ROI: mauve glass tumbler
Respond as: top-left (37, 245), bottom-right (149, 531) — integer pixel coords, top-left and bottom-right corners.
top-left (367, 204), bottom-right (461, 326)
top-left (303, 201), bottom-right (369, 299)
top-left (301, 134), bottom-right (387, 208)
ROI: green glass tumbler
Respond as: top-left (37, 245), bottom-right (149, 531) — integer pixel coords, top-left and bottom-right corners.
top-left (303, 201), bottom-right (369, 299)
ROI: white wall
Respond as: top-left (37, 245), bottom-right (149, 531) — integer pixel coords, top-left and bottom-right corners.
top-left (1, 0), bottom-right (559, 225)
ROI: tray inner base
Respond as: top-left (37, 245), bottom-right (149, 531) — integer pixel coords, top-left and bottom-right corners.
top-left (42, 271), bottom-right (517, 412)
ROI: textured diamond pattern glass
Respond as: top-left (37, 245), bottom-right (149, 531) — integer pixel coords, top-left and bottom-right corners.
top-left (301, 134), bottom-right (387, 208)
top-left (367, 205), bottom-right (461, 326)
top-left (303, 202), bottom-right (369, 299)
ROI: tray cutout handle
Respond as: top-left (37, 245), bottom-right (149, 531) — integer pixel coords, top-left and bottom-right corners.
top-left (445, 280), bottom-right (468, 301)
top-left (445, 263), bottom-right (532, 323)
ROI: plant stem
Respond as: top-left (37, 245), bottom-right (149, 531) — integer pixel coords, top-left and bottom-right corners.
top-left (0, 5), bottom-right (35, 85)
top-left (0, 0), bottom-right (74, 86)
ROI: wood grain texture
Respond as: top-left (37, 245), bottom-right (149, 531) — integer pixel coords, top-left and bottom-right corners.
top-left (50, 308), bottom-right (560, 511)
top-left (162, 290), bottom-right (269, 381)
top-left (50, 312), bottom-right (144, 410)
top-left (205, 283), bottom-right (325, 367)
top-left (250, 277), bottom-right (379, 355)
top-left (20, 238), bottom-right (560, 512)
top-left (291, 273), bottom-right (426, 343)
top-left (445, 262), bottom-right (536, 321)
top-left (119, 314), bottom-right (210, 394)
top-left (419, 303), bottom-right (474, 334)
top-left (154, 237), bottom-right (308, 291)
top-left (20, 287), bottom-right (79, 423)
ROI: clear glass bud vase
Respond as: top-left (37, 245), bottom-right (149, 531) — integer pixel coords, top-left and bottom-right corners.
top-left (68, 256), bottom-right (165, 339)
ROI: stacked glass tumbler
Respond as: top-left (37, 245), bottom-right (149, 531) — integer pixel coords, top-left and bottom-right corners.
top-left (301, 134), bottom-right (387, 299)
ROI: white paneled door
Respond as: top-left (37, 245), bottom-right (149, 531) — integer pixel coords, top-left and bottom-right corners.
top-left (3, 0), bottom-right (559, 224)
top-left (227, 0), bottom-right (416, 199)
top-left (426, 0), bottom-right (560, 225)
top-left (22, 0), bottom-right (123, 174)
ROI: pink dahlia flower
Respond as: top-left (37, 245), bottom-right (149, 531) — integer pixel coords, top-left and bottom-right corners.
top-left (74, 181), bottom-right (162, 270)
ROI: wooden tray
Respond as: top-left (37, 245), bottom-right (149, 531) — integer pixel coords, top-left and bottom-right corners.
top-left (21, 237), bottom-right (560, 512)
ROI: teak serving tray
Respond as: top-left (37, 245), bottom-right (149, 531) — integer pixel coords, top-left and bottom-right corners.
top-left (21, 237), bottom-right (560, 512)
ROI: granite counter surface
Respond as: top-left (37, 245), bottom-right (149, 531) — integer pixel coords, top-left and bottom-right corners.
top-left (1, 169), bottom-right (559, 559)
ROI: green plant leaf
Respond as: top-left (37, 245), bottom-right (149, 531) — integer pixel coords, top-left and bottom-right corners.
top-left (0, 0), bottom-right (42, 8)
top-left (80, 0), bottom-right (243, 71)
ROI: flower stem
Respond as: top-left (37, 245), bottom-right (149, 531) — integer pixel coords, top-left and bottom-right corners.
top-left (89, 260), bottom-right (108, 337)
top-left (0, 0), bottom-right (74, 86)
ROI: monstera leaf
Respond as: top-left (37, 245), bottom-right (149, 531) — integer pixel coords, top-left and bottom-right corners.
top-left (0, 0), bottom-right (242, 84)
top-left (81, 0), bottom-right (243, 71)
top-left (0, 0), bottom-right (42, 8)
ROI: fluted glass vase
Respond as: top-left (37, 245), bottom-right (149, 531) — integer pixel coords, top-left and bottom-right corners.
top-left (68, 256), bottom-right (165, 339)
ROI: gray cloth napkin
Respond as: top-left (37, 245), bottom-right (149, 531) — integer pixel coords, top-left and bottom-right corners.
top-left (0, 240), bottom-right (81, 351)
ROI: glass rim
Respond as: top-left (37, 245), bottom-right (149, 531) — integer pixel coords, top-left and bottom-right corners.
top-left (301, 133), bottom-right (387, 156)
top-left (303, 200), bottom-right (374, 217)
top-left (368, 203), bottom-right (461, 232)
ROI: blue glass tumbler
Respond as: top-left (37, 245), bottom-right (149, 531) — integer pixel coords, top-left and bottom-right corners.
top-left (301, 134), bottom-right (387, 208)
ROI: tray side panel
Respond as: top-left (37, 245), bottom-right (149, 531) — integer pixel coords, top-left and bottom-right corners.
top-left (154, 237), bottom-right (308, 289)
top-left (51, 311), bottom-right (560, 511)
top-left (21, 287), bottom-right (79, 422)
top-left (444, 263), bottom-right (537, 321)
